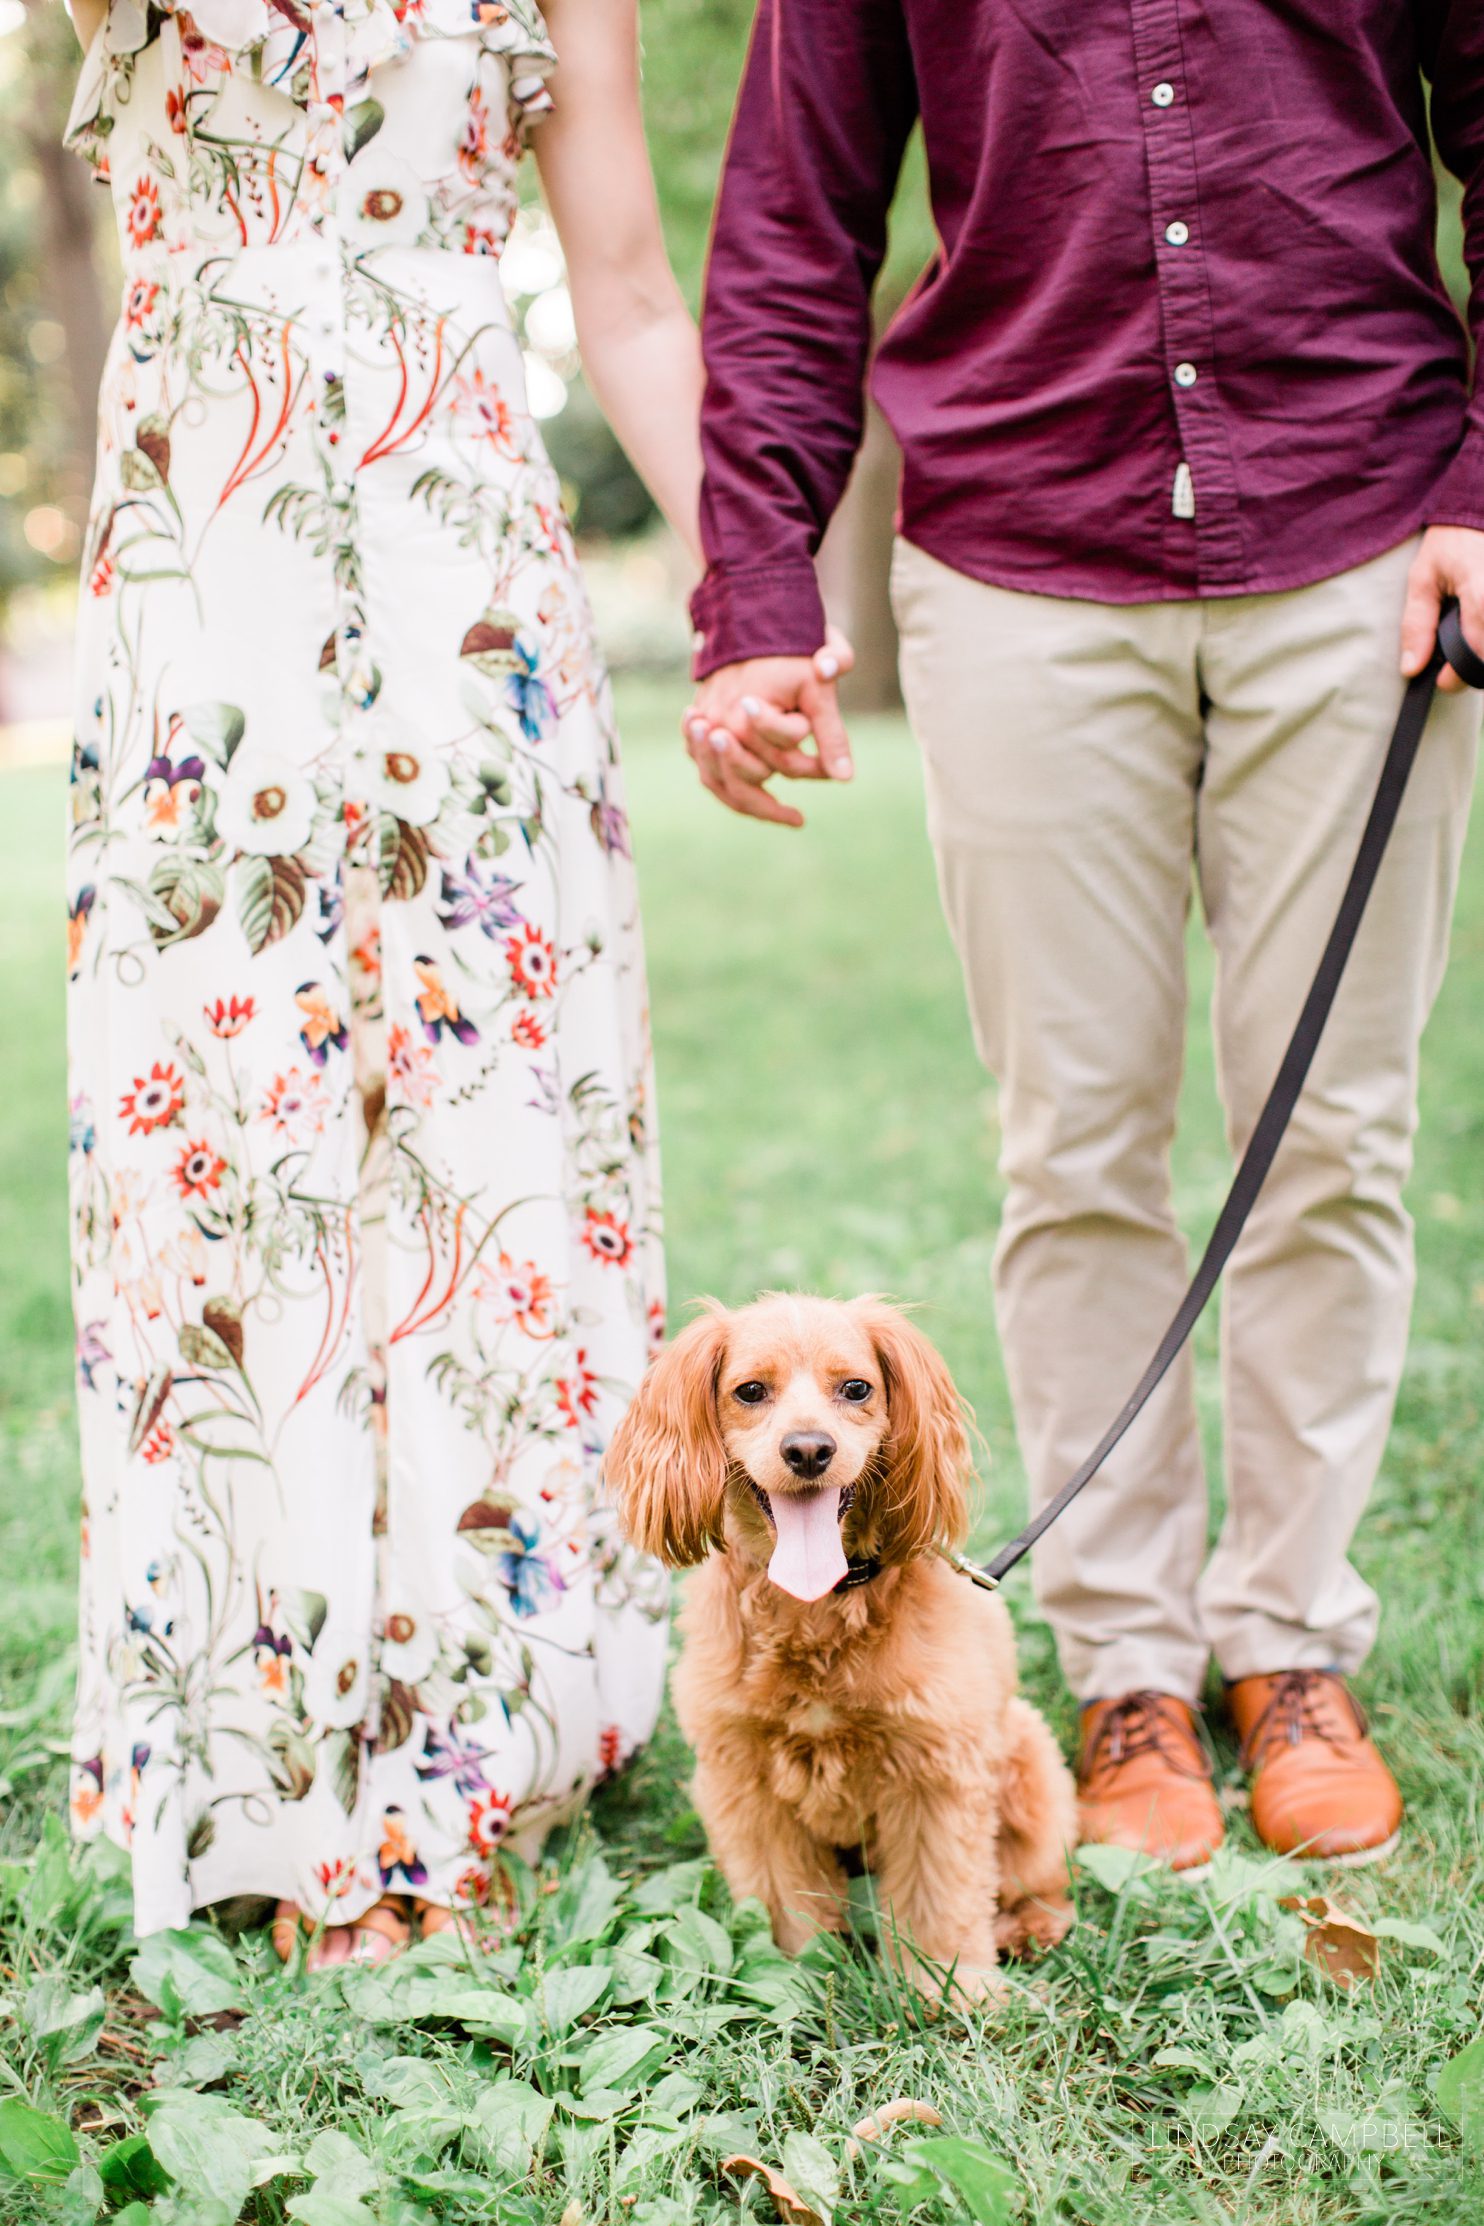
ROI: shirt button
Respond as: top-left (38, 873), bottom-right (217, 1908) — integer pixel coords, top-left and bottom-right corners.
top-left (1165, 220), bottom-right (1190, 246)
top-left (1152, 81), bottom-right (1176, 107)
top-left (1173, 361), bottom-right (1199, 388)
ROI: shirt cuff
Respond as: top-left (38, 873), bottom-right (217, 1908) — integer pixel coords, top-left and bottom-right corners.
top-left (688, 561), bottom-right (827, 680)
top-left (1426, 426), bottom-right (1484, 534)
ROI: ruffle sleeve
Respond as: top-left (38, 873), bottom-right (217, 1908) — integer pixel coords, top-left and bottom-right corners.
top-left (63, 0), bottom-right (557, 172)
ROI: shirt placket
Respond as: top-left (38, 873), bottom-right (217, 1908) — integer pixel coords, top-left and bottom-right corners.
top-left (1128, 0), bottom-right (1246, 594)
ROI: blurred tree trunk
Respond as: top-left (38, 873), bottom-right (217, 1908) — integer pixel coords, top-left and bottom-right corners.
top-left (818, 394), bottom-right (903, 714)
top-left (20, 0), bottom-right (111, 523)
top-left (817, 275), bottom-right (910, 716)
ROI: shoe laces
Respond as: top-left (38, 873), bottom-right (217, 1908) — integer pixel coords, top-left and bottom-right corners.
top-left (1238, 1669), bottom-right (1365, 1770)
top-left (1081, 1689), bottom-right (1211, 1786)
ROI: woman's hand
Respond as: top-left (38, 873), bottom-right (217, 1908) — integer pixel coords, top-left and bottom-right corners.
top-left (681, 628), bottom-right (856, 827)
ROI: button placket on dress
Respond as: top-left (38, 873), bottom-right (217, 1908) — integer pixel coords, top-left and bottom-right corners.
top-left (1129, 0), bottom-right (1245, 591)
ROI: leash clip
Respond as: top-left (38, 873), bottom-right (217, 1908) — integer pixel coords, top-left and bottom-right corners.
top-left (935, 1543), bottom-right (1001, 1592)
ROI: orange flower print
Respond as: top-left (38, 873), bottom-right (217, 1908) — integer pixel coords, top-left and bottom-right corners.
top-left (453, 367), bottom-right (517, 456)
top-left (351, 924), bottom-right (382, 983)
top-left (378, 1804), bottom-right (428, 1888)
top-left (89, 553), bottom-right (115, 598)
top-left (581, 1208), bottom-right (633, 1269)
top-left (67, 887), bottom-right (95, 978)
top-left (463, 223), bottom-right (500, 257)
top-left (506, 924), bottom-right (557, 999)
top-left (295, 981), bottom-right (348, 1065)
top-left (387, 1021), bottom-right (441, 1110)
top-left (315, 1856), bottom-right (358, 1902)
top-left (124, 278), bottom-right (159, 328)
top-left (144, 777), bottom-right (191, 833)
top-left (466, 1786), bottom-right (512, 1853)
top-left (172, 1138), bottom-right (226, 1200)
top-left (413, 957), bottom-right (479, 1045)
top-left (597, 1723), bottom-right (625, 1777)
top-left (165, 86), bottom-right (188, 135)
top-left (204, 994), bottom-right (255, 1037)
top-left (119, 1061), bottom-right (185, 1135)
top-left (259, 1066), bottom-right (331, 1144)
top-left (512, 1008), bottom-right (545, 1050)
top-left (647, 1296), bottom-right (667, 1354)
top-left (72, 1760), bottom-right (104, 1830)
top-left (457, 88), bottom-right (491, 181)
top-left (556, 1350), bottom-right (599, 1430)
top-left (477, 1252), bottom-right (554, 1337)
top-left (140, 1421), bottom-right (176, 1465)
top-left (126, 175), bottom-right (163, 249)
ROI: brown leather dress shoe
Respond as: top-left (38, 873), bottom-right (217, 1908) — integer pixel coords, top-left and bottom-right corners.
top-left (1077, 1691), bottom-right (1224, 1874)
top-left (1227, 1670), bottom-right (1402, 1866)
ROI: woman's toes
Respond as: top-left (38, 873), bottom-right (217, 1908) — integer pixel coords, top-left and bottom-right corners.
top-left (305, 1926), bottom-right (355, 1971)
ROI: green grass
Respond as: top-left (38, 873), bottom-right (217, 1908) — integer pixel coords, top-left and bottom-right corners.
top-left (1, 677), bottom-right (1483, 2224)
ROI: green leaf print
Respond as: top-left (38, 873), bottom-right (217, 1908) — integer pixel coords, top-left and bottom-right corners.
top-left (182, 702), bottom-right (246, 769)
top-left (377, 814), bottom-right (429, 901)
top-left (325, 1729), bottom-right (362, 1817)
top-left (127, 1365), bottom-right (173, 1456)
top-left (234, 852), bottom-right (307, 954)
top-left (147, 855), bottom-right (225, 946)
top-left (179, 1324), bottom-right (237, 1373)
top-left (343, 97), bottom-right (385, 161)
top-left (278, 1586), bottom-right (329, 1650)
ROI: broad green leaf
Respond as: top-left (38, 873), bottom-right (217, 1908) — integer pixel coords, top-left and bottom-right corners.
top-left (181, 701), bottom-right (246, 766)
top-left (663, 1904), bottom-right (733, 1977)
top-left (99, 2133), bottom-right (172, 2198)
top-left (781, 2129), bottom-right (838, 2224)
top-left (58, 2161), bottom-right (105, 2224)
top-left (0, 2099), bottom-right (80, 2186)
top-left (540, 1964), bottom-right (613, 2035)
top-left (1073, 1842), bottom-right (1160, 1900)
top-left (288, 2198), bottom-right (379, 2226)
top-left (470, 2077), bottom-right (553, 2174)
top-left (23, 1976), bottom-right (106, 2065)
top-left (1180, 2082), bottom-right (1245, 2138)
top-left (899, 2137), bottom-right (1017, 2224)
top-left (549, 1851), bottom-right (622, 1949)
top-left (577, 2022), bottom-right (668, 2094)
top-left (1436, 2034), bottom-right (1484, 2142)
top-left (304, 2129), bottom-right (378, 2198)
top-left (630, 1860), bottom-right (708, 1915)
top-left (131, 1928), bottom-right (244, 2016)
top-left (1371, 1917), bottom-right (1449, 1956)
top-left (554, 2086), bottom-right (635, 2123)
top-left (342, 97), bottom-right (384, 162)
top-left (145, 2094), bottom-right (272, 2211)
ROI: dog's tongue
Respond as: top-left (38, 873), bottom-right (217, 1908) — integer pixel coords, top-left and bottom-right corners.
top-left (767, 1486), bottom-right (848, 1601)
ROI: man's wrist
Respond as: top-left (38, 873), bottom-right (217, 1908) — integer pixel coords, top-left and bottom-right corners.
top-left (689, 560), bottom-right (826, 680)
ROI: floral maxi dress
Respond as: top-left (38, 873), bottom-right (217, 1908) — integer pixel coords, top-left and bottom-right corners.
top-left (63, 0), bottom-right (668, 1935)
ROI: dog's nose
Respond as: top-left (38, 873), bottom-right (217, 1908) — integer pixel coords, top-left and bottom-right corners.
top-left (780, 1431), bottom-right (836, 1481)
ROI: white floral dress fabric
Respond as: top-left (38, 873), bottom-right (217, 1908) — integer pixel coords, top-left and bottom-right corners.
top-left (63, 0), bottom-right (668, 1935)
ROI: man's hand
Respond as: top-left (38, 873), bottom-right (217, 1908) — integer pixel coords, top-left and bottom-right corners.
top-left (1401, 525), bottom-right (1484, 690)
top-left (681, 630), bottom-right (856, 827)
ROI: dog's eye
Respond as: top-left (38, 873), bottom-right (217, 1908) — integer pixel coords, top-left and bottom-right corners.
top-left (840, 1379), bottom-right (874, 1403)
top-left (732, 1380), bottom-right (770, 1406)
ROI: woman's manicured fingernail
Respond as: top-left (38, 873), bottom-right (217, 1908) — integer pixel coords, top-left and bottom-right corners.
top-left (741, 695), bottom-right (763, 717)
top-left (708, 727), bottom-right (731, 755)
top-left (816, 653), bottom-right (839, 680)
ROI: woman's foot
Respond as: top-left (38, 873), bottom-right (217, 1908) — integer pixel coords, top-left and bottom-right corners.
top-left (271, 1896), bottom-right (412, 1970)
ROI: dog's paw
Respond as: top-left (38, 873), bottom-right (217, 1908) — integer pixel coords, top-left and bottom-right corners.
top-left (947, 1960), bottom-right (1011, 2009)
top-left (995, 1894), bottom-right (1075, 1959)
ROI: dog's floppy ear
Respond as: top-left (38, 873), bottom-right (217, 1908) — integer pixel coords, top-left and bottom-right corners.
top-left (855, 1299), bottom-right (972, 1559)
top-left (604, 1306), bottom-right (732, 1566)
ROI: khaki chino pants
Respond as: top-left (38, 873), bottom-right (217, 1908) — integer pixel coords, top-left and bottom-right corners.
top-left (891, 534), bottom-right (1479, 1702)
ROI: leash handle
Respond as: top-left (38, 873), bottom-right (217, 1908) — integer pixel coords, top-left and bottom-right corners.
top-left (980, 599), bottom-right (1480, 1589)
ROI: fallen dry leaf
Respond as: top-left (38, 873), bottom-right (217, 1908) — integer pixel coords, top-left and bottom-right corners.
top-left (721, 2154), bottom-right (824, 2226)
top-left (845, 2097), bottom-right (944, 2159)
top-left (557, 2204), bottom-right (583, 2226)
top-left (1280, 1893), bottom-right (1380, 1987)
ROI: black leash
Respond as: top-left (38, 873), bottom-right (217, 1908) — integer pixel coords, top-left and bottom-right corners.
top-left (949, 600), bottom-right (1484, 1595)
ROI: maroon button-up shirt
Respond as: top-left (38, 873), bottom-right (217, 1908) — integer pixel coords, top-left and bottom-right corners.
top-left (690, 0), bottom-right (1484, 677)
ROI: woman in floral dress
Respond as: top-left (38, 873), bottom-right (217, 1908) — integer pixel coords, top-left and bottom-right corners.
top-left (61, 0), bottom-right (711, 1960)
